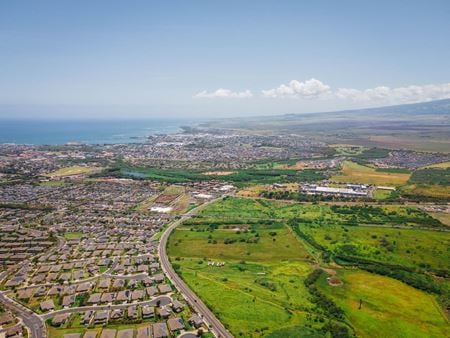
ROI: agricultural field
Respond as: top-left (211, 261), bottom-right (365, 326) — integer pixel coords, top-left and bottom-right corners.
top-left (317, 269), bottom-right (449, 338)
top-left (46, 165), bottom-right (100, 177)
top-left (331, 161), bottom-right (411, 186)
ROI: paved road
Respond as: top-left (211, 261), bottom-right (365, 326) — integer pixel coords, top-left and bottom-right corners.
top-left (0, 291), bottom-right (46, 338)
top-left (158, 197), bottom-right (233, 338)
top-left (40, 295), bottom-right (172, 320)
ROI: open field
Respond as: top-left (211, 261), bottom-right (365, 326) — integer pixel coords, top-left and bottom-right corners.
top-left (63, 231), bottom-right (83, 239)
top-left (46, 165), bottom-right (100, 177)
top-left (401, 184), bottom-right (450, 199)
top-left (200, 198), bottom-right (444, 229)
top-left (317, 269), bottom-right (449, 338)
top-left (167, 198), bottom-right (317, 336)
top-left (368, 134), bottom-right (450, 153)
top-left (421, 161), bottom-right (450, 169)
top-left (169, 225), bottom-right (311, 263)
top-left (331, 161), bottom-right (411, 186)
top-left (168, 216), bottom-right (316, 337)
top-left (429, 212), bottom-right (450, 226)
top-left (300, 222), bottom-right (450, 271)
top-left (168, 197), bottom-right (449, 337)
top-left (408, 167), bottom-right (450, 186)
top-left (170, 258), bottom-right (314, 337)
top-left (372, 189), bottom-right (393, 200)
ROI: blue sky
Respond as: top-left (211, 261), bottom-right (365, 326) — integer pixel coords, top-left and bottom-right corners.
top-left (1, 0), bottom-right (450, 118)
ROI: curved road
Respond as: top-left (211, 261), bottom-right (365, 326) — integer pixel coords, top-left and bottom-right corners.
top-left (158, 197), bottom-right (233, 338)
top-left (0, 291), bottom-right (46, 338)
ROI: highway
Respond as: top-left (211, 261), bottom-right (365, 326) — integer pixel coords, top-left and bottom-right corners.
top-left (158, 197), bottom-right (233, 338)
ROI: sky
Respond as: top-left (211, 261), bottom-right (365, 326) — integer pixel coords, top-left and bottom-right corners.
top-left (1, 0), bottom-right (450, 119)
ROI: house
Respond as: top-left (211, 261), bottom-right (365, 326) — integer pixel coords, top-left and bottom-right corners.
top-left (76, 282), bottom-right (90, 293)
top-left (116, 290), bottom-right (130, 302)
top-left (117, 329), bottom-right (134, 338)
top-left (17, 287), bottom-right (36, 300)
top-left (157, 284), bottom-right (172, 294)
top-left (152, 322), bottom-right (169, 338)
top-left (59, 272), bottom-right (71, 282)
top-left (146, 286), bottom-right (158, 296)
top-left (142, 276), bottom-right (153, 286)
top-left (52, 313), bottom-right (70, 327)
top-left (100, 329), bottom-right (116, 338)
top-left (171, 300), bottom-right (184, 313)
top-left (40, 299), bottom-right (55, 311)
top-left (62, 295), bottom-right (75, 307)
top-left (110, 309), bottom-right (123, 321)
top-left (137, 326), bottom-right (152, 338)
top-left (188, 314), bottom-right (203, 328)
top-left (98, 278), bottom-right (111, 290)
top-left (35, 286), bottom-right (47, 297)
top-left (47, 285), bottom-right (63, 297)
top-left (153, 274), bottom-right (164, 283)
top-left (94, 310), bottom-right (109, 324)
top-left (156, 307), bottom-right (170, 319)
top-left (100, 292), bottom-right (116, 303)
top-left (167, 317), bottom-right (185, 332)
top-left (81, 311), bottom-right (94, 325)
top-left (131, 289), bottom-right (144, 301)
top-left (0, 312), bottom-right (14, 326)
top-left (112, 279), bottom-right (125, 289)
top-left (127, 306), bottom-right (138, 320)
top-left (141, 305), bottom-right (155, 319)
top-left (5, 325), bottom-right (23, 338)
top-left (87, 293), bottom-right (101, 304)
top-left (83, 331), bottom-right (97, 338)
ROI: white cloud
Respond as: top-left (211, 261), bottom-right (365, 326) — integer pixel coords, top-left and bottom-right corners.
top-left (193, 88), bottom-right (253, 99)
top-left (335, 83), bottom-right (450, 103)
top-left (194, 80), bottom-right (450, 106)
top-left (262, 78), bottom-right (331, 98)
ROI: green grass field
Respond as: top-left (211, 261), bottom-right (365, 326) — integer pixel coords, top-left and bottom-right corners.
top-left (168, 203), bottom-right (317, 337)
top-left (63, 232), bottom-right (83, 239)
top-left (317, 269), bottom-right (449, 338)
top-left (170, 226), bottom-right (311, 262)
top-left (170, 258), bottom-right (314, 337)
top-left (299, 223), bottom-right (449, 271)
top-left (168, 197), bottom-right (450, 337)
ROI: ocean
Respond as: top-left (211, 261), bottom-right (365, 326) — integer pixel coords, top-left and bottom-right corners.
top-left (0, 119), bottom-right (192, 145)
